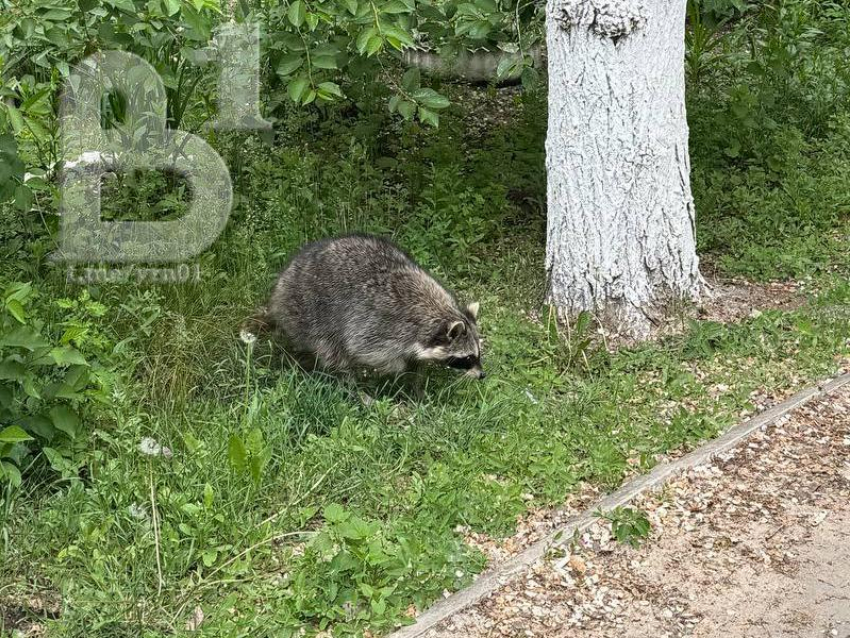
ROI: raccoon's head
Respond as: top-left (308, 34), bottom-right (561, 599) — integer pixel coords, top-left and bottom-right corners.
top-left (416, 302), bottom-right (485, 379)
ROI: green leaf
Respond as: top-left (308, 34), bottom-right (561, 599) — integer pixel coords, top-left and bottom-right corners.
top-left (162, 0), bottom-right (181, 15)
top-left (227, 435), bottom-right (247, 471)
top-left (0, 426), bottom-right (33, 443)
top-left (356, 27), bottom-right (376, 54)
top-left (6, 299), bottom-right (25, 324)
top-left (397, 100), bottom-right (416, 120)
top-left (323, 503), bottom-right (348, 523)
top-left (0, 461), bottom-right (21, 487)
top-left (365, 35), bottom-right (384, 56)
top-left (1, 327), bottom-right (49, 351)
top-left (316, 81), bottom-right (343, 99)
top-left (520, 65), bottom-right (539, 91)
top-left (382, 0), bottom-right (410, 13)
top-left (42, 446), bottom-right (76, 475)
top-left (6, 105), bottom-right (25, 135)
top-left (50, 406), bottom-right (80, 438)
top-left (343, 0), bottom-right (358, 14)
top-left (276, 54), bottom-right (304, 76)
top-left (0, 133), bottom-right (16, 157)
top-left (203, 483), bottom-right (214, 508)
top-left (418, 106), bottom-right (439, 127)
top-left (288, 0), bottom-right (306, 26)
top-left (50, 346), bottom-right (88, 367)
top-left (413, 88), bottom-right (450, 110)
top-left (287, 78), bottom-right (309, 103)
top-left (311, 53), bottom-right (337, 69)
top-left (337, 515), bottom-right (377, 540)
top-left (402, 67), bottom-right (420, 91)
top-left (496, 55), bottom-right (520, 79)
top-left (0, 360), bottom-right (26, 382)
top-left (249, 455), bottom-right (265, 484)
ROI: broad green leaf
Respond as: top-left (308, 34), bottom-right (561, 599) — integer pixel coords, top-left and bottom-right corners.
top-left (337, 515), bottom-right (378, 540)
top-left (1, 327), bottom-right (49, 351)
top-left (276, 54), bottom-right (304, 76)
top-left (288, 0), bottom-right (306, 27)
top-left (0, 134), bottom-right (16, 157)
top-left (323, 503), bottom-right (348, 523)
top-left (382, 25), bottom-right (414, 49)
top-left (228, 435), bottom-right (247, 471)
top-left (0, 426), bottom-right (33, 443)
top-left (6, 105), bottom-right (25, 134)
top-left (397, 100), bottom-right (416, 120)
top-left (382, 0), bottom-right (410, 13)
top-left (50, 406), bottom-right (80, 438)
top-left (50, 346), bottom-right (88, 367)
top-left (0, 360), bottom-right (26, 382)
top-left (6, 299), bottom-right (25, 324)
top-left (365, 35), bottom-right (383, 56)
top-left (317, 81), bottom-right (343, 98)
top-left (287, 78), bottom-right (309, 103)
top-left (163, 0), bottom-right (181, 15)
top-left (402, 67), bottom-right (420, 91)
top-left (356, 27), bottom-right (376, 54)
top-left (496, 55), bottom-right (519, 79)
top-left (418, 106), bottom-right (439, 127)
top-left (14, 185), bottom-right (34, 213)
top-left (0, 461), bottom-right (21, 487)
top-left (413, 88), bottom-right (450, 110)
top-left (311, 53), bottom-right (337, 69)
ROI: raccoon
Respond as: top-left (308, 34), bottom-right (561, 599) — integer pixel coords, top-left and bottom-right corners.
top-left (252, 234), bottom-right (485, 379)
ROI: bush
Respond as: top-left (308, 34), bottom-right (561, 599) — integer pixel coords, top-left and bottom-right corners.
top-left (0, 282), bottom-right (113, 486)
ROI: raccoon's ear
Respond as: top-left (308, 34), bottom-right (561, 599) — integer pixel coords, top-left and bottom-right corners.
top-left (467, 302), bottom-right (480, 320)
top-left (447, 320), bottom-right (466, 340)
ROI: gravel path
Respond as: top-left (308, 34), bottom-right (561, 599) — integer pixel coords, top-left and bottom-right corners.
top-left (424, 384), bottom-right (850, 638)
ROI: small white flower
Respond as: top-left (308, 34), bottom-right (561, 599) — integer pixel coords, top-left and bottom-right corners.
top-left (128, 503), bottom-right (148, 520)
top-left (140, 437), bottom-right (162, 456)
top-left (239, 329), bottom-right (257, 345)
top-left (139, 437), bottom-right (173, 458)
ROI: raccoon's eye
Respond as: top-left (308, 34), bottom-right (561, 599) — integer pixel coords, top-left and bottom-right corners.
top-left (446, 355), bottom-right (475, 370)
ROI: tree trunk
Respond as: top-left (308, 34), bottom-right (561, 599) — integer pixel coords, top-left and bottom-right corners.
top-left (545, 0), bottom-right (704, 339)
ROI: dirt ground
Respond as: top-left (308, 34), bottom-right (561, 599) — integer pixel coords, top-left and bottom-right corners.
top-left (425, 383), bottom-right (850, 638)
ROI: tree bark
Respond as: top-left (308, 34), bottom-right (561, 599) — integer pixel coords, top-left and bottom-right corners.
top-left (545, 0), bottom-right (704, 338)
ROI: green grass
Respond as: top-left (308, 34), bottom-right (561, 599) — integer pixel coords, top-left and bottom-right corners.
top-left (5, 13), bottom-right (850, 633)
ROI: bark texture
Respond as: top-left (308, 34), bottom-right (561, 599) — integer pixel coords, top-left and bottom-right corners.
top-left (545, 0), bottom-right (703, 338)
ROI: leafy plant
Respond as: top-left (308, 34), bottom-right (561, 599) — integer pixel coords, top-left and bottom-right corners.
top-left (601, 507), bottom-right (652, 548)
top-left (0, 282), bottom-right (111, 486)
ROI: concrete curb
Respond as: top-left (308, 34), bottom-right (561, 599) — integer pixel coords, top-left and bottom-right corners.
top-left (390, 372), bottom-right (850, 638)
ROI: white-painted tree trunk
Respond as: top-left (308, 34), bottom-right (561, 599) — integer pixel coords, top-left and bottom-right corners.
top-left (545, 0), bottom-right (704, 338)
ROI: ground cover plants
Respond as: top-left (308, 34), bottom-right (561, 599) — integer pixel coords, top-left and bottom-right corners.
top-left (2, 0), bottom-right (850, 636)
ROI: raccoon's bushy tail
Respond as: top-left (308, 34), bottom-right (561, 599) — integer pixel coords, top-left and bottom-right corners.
top-left (239, 305), bottom-right (275, 342)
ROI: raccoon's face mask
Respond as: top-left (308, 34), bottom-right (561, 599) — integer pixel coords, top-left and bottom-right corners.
top-left (438, 302), bottom-right (485, 380)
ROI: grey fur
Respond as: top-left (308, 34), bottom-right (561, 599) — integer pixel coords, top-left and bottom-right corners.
top-left (254, 234), bottom-right (484, 379)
